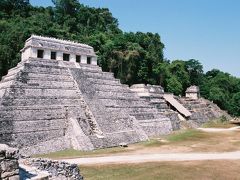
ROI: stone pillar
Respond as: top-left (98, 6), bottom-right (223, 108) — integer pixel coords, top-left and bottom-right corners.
top-left (70, 54), bottom-right (76, 62)
top-left (0, 144), bottom-right (19, 180)
top-left (31, 48), bottom-right (37, 59)
top-left (81, 55), bottom-right (87, 64)
top-left (91, 57), bottom-right (97, 65)
top-left (44, 49), bottom-right (51, 60)
top-left (57, 52), bottom-right (63, 61)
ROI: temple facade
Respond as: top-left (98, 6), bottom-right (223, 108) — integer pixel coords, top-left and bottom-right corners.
top-left (21, 35), bottom-right (97, 65)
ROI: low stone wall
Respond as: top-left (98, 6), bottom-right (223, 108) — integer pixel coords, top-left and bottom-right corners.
top-left (24, 158), bottom-right (83, 180)
top-left (0, 144), bottom-right (19, 180)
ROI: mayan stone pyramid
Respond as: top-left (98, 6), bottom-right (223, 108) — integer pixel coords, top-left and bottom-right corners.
top-left (0, 35), bottom-right (175, 155)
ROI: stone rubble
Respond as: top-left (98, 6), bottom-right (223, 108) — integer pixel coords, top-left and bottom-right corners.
top-left (21, 158), bottom-right (83, 180)
top-left (0, 144), bottom-right (19, 180)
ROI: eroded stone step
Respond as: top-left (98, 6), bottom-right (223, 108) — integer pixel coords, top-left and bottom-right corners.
top-left (0, 106), bottom-right (67, 120)
top-left (24, 63), bottom-right (70, 74)
top-left (4, 87), bottom-right (79, 97)
top-left (0, 118), bottom-right (65, 133)
top-left (28, 58), bottom-right (60, 66)
top-left (1, 129), bottom-right (65, 147)
top-left (3, 98), bottom-right (82, 106)
top-left (86, 77), bottom-right (121, 84)
top-left (83, 71), bottom-right (115, 80)
top-left (93, 83), bottom-right (129, 91)
top-left (130, 112), bottom-right (155, 120)
top-left (99, 98), bottom-right (149, 107)
top-left (96, 90), bottom-right (138, 99)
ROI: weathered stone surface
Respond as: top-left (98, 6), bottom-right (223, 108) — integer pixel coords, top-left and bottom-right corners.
top-left (0, 144), bottom-right (19, 180)
top-left (177, 97), bottom-right (231, 127)
top-left (130, 84), bottom-right (230, 129)
top-left (130, 84), bottom-right (180, 130)
top-left (21, 158), bottom-right (83, 180)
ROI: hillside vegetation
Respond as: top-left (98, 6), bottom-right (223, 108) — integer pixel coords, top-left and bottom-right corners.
top-left (0, 0), bottom-right (239, 116)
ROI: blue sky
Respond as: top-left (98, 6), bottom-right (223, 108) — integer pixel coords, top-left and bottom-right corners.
top-left (30, 0), bottom-right (240, 77)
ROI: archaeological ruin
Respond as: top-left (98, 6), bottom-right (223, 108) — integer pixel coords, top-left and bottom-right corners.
top-left (0, 35), bottom-right (229, 156)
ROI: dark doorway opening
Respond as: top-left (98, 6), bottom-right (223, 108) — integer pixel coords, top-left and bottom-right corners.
top-left (87, 57), bottom-right (91, 64)
top-left (37, 50), bottom-right (44, 58)
top-left (63, 53), bottom-right (70, 61)
top-left (76, 55), bottom-right (81, 63)
top-left (51, 51), bottom-right (56, 60)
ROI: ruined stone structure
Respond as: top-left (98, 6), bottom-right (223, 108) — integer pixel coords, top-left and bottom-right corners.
top-left (177, 96), bottom-right (230, 128)
top-left (185, 85), bottom-right (200, 100)
top-left (0, 144), bottom-right (84, 179)
top-left (130, 84), bottom-right (229, 129)
top-left (0, 35), bottom-right (173, 155)
top-left (130, 84), bottom-right (180, 130)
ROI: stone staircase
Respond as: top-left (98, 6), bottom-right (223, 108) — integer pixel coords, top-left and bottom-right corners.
top-left (177, 97), bottom-right (229, 127)
top-left (130, 84), bottom-right (180, 130)
top-left (70, 64), bottom-right (173, 139)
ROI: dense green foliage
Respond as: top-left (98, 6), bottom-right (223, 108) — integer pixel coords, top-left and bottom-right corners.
top-left (0, 0), bottom-right (239, 116)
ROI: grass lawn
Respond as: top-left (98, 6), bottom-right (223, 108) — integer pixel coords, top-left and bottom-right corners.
top-left (33, 147), bottom-right (131, 159)
top-left (80, 160), bottom-right (240, 180)
top-left (166, 129), bottom-right (210, 142)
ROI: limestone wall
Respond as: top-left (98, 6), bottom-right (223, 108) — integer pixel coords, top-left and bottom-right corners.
top-left (0, 144), bottom-right (19, 180)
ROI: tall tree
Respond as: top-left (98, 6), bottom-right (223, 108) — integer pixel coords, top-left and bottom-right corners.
top-left (185, 59), bottom-right (204, 85)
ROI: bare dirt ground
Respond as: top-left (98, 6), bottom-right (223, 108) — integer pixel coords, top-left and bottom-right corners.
top-left (63, 151), bottom-right (240, 165)
top-left (59, 127), bottom-right (240, 165)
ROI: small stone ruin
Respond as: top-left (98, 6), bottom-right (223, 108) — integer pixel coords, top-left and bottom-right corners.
top-left (0, 144), bottom-right (84, 179)
top-left (185, 85), bottom-right (200, 100)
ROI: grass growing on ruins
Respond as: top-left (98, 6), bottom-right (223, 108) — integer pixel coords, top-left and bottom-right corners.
top-left (80, 160), bottom-right (240, 180)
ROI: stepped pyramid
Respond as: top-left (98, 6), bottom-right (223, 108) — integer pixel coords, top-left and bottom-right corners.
top-left (0, 35), bottom-right (173, 155)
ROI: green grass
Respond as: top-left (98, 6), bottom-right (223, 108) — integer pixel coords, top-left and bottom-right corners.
top-left (137, 139), bottom-right (165, 147)
top-left (80, 161), bottom-right (240, 180)
top-left (166, 129), bottom-right (209, 142)
top-left (33, 147), bottom-right (131, 159)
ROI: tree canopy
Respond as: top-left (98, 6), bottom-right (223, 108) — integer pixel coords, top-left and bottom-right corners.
top-left (0, 0), bottom-right (239, 116)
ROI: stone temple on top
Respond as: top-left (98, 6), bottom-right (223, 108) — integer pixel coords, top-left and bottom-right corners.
top-left (0, 35), bottom-right (228, 156)
top-left (21, 35), bottom-right (97, 65)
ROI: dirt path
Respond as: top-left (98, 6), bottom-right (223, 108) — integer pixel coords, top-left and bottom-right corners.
top-left (62, 151), bottom-right (240, 165)
top-left (197, 126), bottom-right (240, 132)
